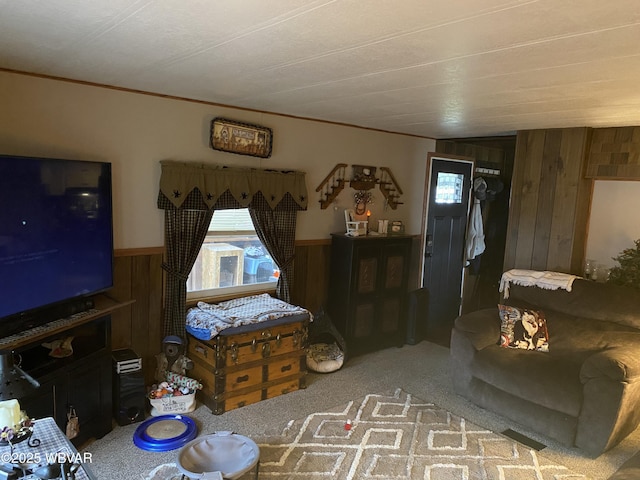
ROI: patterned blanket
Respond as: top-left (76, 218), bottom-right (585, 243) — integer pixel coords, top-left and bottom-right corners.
top-left (186, 293), bottom-right (311, 340)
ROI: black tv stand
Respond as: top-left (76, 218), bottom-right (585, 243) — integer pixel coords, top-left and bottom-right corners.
top-left (0, 295), bottom-right (133, 447)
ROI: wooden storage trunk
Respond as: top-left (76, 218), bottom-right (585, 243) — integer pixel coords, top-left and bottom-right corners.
top-left (188, 318), bottom-right (309, 414)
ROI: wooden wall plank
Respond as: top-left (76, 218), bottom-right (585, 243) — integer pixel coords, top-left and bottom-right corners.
top-left (130, 255), bottom-right (154, 384)
top-left (512, 130), bottom-right (545, 269)
top-left (531, 129), bottom-right (561, 270)
top-left (129, 255), bottom-right (150, 352)
top-left (570, 129), bottom-right (594, 275)
top-left (503, 132), bottom-right (528, 269)
top-left (307, 244), bottom-right (331, 312)
top-left (547, 129), bottom-right (579, 271)
top-left (111, 256), bottom-right (132, 349)
top-left (146, 254), bottom-right (164, 385)
top-left (291, 243), bottom-right (331, 313)
top-left (290, 245), bottom-right (308, 310)
top-left (549, 128), bottom-right (589, 272)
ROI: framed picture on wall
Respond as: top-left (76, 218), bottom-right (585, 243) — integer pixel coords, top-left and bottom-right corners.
top-left (210, 117), bottom-right (273, 158)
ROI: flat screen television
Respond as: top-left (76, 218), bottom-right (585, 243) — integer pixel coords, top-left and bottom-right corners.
top-left (0, 154), bottom-right (114, 338)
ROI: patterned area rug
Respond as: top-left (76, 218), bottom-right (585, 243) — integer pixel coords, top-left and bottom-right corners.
top-left (146, 389), bottom-right (589, 479)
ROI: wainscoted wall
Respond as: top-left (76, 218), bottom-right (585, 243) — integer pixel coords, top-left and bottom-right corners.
top-left (111, 241), bottom-right (334, 384)
top-left (290, 240), bottom-right (332, 315)
top-left (110, 248), bottom-right (164, 386)
top-left (112, 126), bottom-right (640, 385)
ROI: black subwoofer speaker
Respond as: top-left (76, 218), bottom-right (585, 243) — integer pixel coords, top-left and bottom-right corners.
top-left (112, 350), bottom-right (146, 426)
top-left (113, 370), bottom-right (146, 426)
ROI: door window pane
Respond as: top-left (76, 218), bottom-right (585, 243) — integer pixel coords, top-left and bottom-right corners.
top-left (434, 172), bottom-right (464, 204)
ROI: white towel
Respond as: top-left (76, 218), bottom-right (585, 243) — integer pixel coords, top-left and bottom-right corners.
top-left (499, 269), bottom-right (579, 299)
top-left (465, 198), bottom-right (485, 261)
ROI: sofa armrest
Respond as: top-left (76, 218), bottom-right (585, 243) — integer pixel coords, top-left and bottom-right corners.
top-left (581, 347), bottom-right (640, 383)
top-left (608, 451), bottom-right (640, 480)
top-left (576, 346), bottom-right (640, 456)
top-left (453, 308), bottom-right (499, 351)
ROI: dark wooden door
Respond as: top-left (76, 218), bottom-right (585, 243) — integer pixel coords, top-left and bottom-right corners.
top-left (421, 155), bottom-right (473, 343)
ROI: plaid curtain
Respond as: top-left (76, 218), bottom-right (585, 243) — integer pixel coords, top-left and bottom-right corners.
top-left (158, 160), bottom-right (308, 337)
top-left (162, 208), bottom-right (213, 338)
top-left (249, 206), bottom-right (297, 303)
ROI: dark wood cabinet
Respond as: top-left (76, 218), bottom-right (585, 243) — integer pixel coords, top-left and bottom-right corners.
top-left (16, 314), bottom-right (113, 447)
top-left (328, 233), bottom-right (413, 356)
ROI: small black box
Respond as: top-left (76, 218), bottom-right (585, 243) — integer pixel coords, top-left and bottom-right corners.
top-left (406, 288), bottom-right (429, 345)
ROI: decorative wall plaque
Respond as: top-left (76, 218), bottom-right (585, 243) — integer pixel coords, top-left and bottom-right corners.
top-left (210, 117), bottom-right (273, 158)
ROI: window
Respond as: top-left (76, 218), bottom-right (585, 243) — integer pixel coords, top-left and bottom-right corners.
top-left (434, 172), bottom-right (464, 204)
top-left (187, 209), bottom-right (278, 298)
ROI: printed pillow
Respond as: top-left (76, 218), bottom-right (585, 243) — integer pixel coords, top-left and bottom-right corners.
top-left (497, 304), bottom-right (549, 352)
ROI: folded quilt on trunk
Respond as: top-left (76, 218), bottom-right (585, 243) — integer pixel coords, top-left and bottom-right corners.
top-left (186, 293), bottom-right (311, 340)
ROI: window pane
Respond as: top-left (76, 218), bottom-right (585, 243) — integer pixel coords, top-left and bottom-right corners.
top-left (434, 172), bottom-right (464, 204)
top-left (209, 209), bottom-right (255, 232)
top-left (187, 209), bottom-right (278, 295)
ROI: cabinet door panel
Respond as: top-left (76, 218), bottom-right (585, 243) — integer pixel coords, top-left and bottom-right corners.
top-left (353, 303), bottom-right (375, 338)
top-left (66, 353), bottom-right (112, 443)
top-left (20, 380), bottom-right (57, 421)
top-left (357, 258), bottom-right (377, 293)
top-left (384, 255), bottom-right (405, 289)
top-left (381, 297), bottom-right (401, 333)
top-left (68, 365), bottom-right (100, 417)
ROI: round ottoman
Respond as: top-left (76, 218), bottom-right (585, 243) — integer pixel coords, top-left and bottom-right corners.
top-left (176, 431), bottom-right (260, 480)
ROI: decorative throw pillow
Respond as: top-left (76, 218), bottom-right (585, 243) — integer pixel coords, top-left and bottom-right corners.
top-left (497, 304), bottom-right (549, 352)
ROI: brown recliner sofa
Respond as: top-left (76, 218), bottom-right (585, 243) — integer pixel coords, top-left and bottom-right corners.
top-left (450, 278), bottom-right (640, 457)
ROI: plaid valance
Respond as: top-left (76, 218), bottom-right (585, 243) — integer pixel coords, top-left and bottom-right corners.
top-left (158, 160), bottom-right (308, 211)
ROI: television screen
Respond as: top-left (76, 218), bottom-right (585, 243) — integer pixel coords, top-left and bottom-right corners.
top-left (0, 155), bottom-right (113, 334)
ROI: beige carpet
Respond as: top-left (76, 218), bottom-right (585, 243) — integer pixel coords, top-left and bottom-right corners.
top-left (145, 389), bottom-right (588, 479)
top-left (85, 342), bottom-right (638, 479)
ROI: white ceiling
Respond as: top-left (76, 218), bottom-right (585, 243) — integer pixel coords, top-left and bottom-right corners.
top-left (2, 0), bottom-right (640, 139)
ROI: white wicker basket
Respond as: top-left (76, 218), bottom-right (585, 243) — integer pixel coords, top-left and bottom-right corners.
top-left (149, 393), bottom-right (196, 416)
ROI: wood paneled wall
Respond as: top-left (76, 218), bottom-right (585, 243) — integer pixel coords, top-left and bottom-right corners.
top-left (586, 126), bottom-right (640, 179)
top-left (110, 248), bottom-right (164, 385)
top-left (437, 141), bottom-right (505, 164)
top-left (504, 128), bottom-right (592, 274)
top-left (112, 126), bottom-right (640, 386)
top-left (290, 240), bottom-right (332, 314)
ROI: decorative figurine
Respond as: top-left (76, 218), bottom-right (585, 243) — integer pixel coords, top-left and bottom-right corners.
top-left (154, 336), bottom-right (193, 383)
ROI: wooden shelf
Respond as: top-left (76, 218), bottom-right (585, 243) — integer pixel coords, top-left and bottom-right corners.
top-left (349, 180), bottom-right (377, 191)
top-left (0, 295), bottom-right (134, 351)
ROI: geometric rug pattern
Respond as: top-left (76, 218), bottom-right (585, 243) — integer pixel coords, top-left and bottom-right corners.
top-left (145, 388), bottom-right (590, 479)
top-left (255, 389), bottom-right (589, 479)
